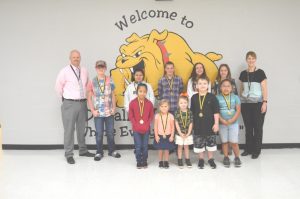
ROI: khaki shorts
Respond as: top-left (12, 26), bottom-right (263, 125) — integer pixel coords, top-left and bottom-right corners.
top-left (175, 135), bottom-right (193, 145)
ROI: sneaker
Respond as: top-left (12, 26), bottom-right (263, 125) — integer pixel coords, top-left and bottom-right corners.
top-left (94, 153), bottom-right (103, 161)
top-left (159, 161), bottom-right (164, 168)
top-left (136, 162), bottom-right (143, 169)
top-left (109, 151), bottom-right (121, 158)
top-left (142, 162), bottom-right (148, 168)
top-left (234, 157), bottom-right (242, 167)
top-left (208, 159), bottom-right (217, 169)
top-left (185, 159), bottom-right (192, 168)
top-left (178, 159), bottom-right (184, 169)
top-left (241, 151), bottom-right (251, 156)
top-left (251, 154), bottom-right (259, 159)
top-left (79, 151), bottom-right (95, 157)
top-left (198, 159), bottom-right (204, 169)
top-left (164, 161), bottom-right (169, 169)
top-left (223, 156), bottom-right (230, 168)
top-left (66, 157), bottom-right (75, 164)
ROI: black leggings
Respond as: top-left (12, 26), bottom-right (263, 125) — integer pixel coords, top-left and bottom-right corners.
top-left (241, 103), bottom-right (266, 155)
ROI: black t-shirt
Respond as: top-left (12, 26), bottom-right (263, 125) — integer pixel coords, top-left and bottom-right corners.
top-left (191, 93), bottom-right (219, 136)
top-left (239, 69), bottom-right (267, 83)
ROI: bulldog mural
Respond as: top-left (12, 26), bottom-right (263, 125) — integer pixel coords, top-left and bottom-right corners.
top-left (110, 29), bottom-right (222, 107)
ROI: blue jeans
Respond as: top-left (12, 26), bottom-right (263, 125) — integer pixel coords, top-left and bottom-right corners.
top-left (133, 132), bottom-right (149, 163)
top-left (94, 115), bottom-right (115, 155)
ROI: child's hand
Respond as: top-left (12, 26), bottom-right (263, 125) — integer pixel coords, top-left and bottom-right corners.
top-left (221, 120), bottom-right (229, 126)
top-left (212, 124), bottom-right (219, 133)
top-left (169, 136), bottom-right (174, 142)
top-left (155, 135), bottom-right (160, 143)
top-left (92, 110), bottom-right (99, 117)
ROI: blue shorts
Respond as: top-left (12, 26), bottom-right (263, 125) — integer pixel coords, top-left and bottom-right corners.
top-left (219, 123), bottom-right (239, 143)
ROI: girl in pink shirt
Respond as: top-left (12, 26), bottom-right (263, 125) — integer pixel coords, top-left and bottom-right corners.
top-left (153, 99), bottom-right (175, 169)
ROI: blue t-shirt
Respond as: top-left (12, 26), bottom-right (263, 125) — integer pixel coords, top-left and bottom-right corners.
top-left (216, 93), bottom-right (241, 124)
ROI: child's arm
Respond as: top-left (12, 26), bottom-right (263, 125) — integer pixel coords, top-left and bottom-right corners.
top-left (169, 118), bottom-right (175, 142)
top-left (219, 115), bottom-right (229, 126)
top-left (111, 91), bottom-right (116, 115)
top-left (212, 113), bottom-right (220, 133)
top-left (175, 121), bottom-right (184, 137)
top-left (128, 102), bottom-right (135, 123)
top-left (228, 104), bottom-right (241, 124)
top-left (186, 122), bottom-right (193, 137)
top-left (154, 115), bottom-right (160, 143)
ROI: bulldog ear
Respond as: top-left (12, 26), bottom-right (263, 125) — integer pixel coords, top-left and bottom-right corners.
top-left (148, 29), bottom-right (168, 42)
top-left (126, 33), bottom-right (141, 43)
top-left (206, 52), bottom-right (223, 61)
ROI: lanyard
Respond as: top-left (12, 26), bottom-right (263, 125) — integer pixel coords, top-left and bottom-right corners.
top-left (138, 98), bottom-right (145, 119)
top-left (70, 65), bottom-right (80, 81)
top-left (160, 113), bottom-right (169, 134)
top-left (97, 76), bottom-right (106, 94)
top-left (199, 94), bottom-right (207, 111)
top-left (222, 94), bottom-right (231, 110)
top-left (180, 110), bottom-right (188, 129)
top-left (166, 76), bottom-right (174, 94)
top-left (247, 67), bottom-right (256, 91)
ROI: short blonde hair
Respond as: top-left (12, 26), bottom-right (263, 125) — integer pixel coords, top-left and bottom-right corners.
top-left (159, 99), bottom-right (169, 107)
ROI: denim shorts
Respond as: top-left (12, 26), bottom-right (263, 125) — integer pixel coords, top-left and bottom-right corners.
top-left (219, 123), bottom-right (239, 143)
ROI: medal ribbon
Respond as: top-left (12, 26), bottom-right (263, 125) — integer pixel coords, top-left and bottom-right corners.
top-left (160, 113), bottom-right (169, 135)
top-left (199, 94), bottom-right (207, 112)
top-left (138, 97), bottom-right (144, 119)
top-left (180, 110), bottom-right (188, 129)
top-left (166, 76), bottom-right (174, 94)
top-left (222, 94), bottom-right (231, 110)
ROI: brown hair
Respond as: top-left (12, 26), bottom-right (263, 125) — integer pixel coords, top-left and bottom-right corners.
top-left (246, 51), bottom-right (257, 59)
top-left (220, 78), bottom-right (233, 87)
top-left (216, 64), bottom-right (232, 83)
top-left (190, 62), bottom-right (208, 82)
top-left (164, 61), bottom-right (175, 75)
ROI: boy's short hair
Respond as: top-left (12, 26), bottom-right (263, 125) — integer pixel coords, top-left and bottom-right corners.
top-left (137, 83), bottom-right (148, 91)
top-left (159, 99), bottom-right (169, 106)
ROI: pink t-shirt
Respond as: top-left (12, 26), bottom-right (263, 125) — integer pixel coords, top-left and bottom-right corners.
top-left (155, 113), bottom-right (174, 135)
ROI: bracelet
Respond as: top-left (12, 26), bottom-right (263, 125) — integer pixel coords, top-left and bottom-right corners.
top-left (263, 100), bottom-right (268, 103)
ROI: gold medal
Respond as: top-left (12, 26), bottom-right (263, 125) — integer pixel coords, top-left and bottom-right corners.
top-left (138, 97), bottom-right (145, 124)
top-left (180, 110), bottom-right (188, 130)
top-left (166, 76), bottom-right (174, 96)
top-left (97, 76), bottom-right (106, 98)
top-left (198, 94), bottom-right (207, 118)
top-left (222, 94), bottom-right (232, 115)
top-left (160, 113), bottom-right (169, 138)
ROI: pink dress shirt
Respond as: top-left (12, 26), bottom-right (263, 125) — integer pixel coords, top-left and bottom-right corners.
top-left (55, 65), bottom-right (89, 99)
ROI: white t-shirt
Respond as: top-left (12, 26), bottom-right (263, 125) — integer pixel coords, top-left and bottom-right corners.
top-left (124, 81), bottom-right (155, 112)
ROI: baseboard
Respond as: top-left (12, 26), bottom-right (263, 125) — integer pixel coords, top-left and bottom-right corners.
top-left (2, 143), bottom-right (300, 150)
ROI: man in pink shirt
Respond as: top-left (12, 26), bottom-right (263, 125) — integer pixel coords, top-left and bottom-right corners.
top-left (55, 50), bottom-right (94, 164)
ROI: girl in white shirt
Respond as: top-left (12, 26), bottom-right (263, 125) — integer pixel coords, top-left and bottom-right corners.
top-left (187, 63), bottom-right (211, 105)
top-left (124, 69), bottom-right (155, 112)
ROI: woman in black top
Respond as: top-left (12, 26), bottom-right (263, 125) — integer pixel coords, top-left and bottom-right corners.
top-left (239, 51), bottom-right (268, 159)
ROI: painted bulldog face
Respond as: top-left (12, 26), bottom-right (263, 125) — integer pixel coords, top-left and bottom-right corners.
top-left (115, 30), bottom-right (167, 82)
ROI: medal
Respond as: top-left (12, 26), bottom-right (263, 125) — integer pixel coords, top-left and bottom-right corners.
top-left (138, 97), bottom-right (145, 125)
top-left (166, 76), bottom-right (174, 96)
top-left (222, 94), bottom-right (232, 115)
top-left (160, 113), bottom-right (169, 139)
top-left (198, 94), bottom-right (207, 118)
top-left (180, 110), bottom-right (188, 130)
top-left (97, 76), bottom-right (106, 98)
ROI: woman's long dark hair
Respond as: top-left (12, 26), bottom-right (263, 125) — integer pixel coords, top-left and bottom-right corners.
top-left (190, 63), bottom-right (208, 90)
